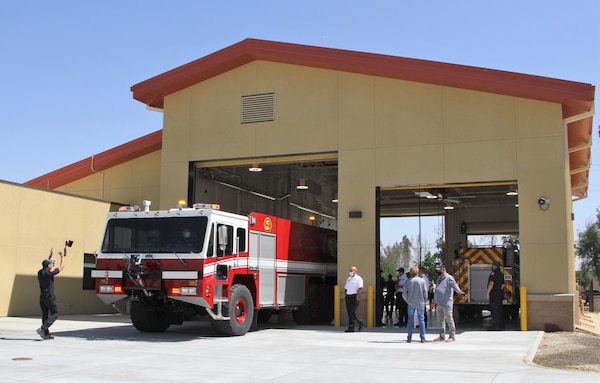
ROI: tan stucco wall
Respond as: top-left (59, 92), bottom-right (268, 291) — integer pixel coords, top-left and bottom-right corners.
top-left (155, 60), bottom-right (576, 329)
top-left (56, 151), bottom-right (162, 207)
top-left (0, 181), bottom-right (113, 316)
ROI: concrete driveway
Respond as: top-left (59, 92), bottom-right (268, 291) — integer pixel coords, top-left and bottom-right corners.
top-left (0, 314), bottom-right (597, 382)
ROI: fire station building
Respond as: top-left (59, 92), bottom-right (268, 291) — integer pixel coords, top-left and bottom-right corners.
top-left (4, 39), bottom-right (595, 331)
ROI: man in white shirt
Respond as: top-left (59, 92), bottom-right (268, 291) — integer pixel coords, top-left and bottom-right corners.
top-left (344, 266), bottom-right (364, 332)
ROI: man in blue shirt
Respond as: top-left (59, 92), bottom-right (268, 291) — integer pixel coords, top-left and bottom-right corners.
top-left (37, 248), bottom-right (66, 340)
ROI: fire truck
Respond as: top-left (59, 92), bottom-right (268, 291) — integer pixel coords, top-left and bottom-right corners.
top-left (91, 201), bottom-right (337, 336)
top-left (451, 246), bottom-right (520, 319)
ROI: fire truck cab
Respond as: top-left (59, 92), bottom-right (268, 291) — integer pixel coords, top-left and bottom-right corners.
top-left (91, 201), bottom-right (337, 336)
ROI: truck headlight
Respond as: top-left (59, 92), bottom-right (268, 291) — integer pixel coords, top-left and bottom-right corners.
top-left (99, 285), bottom-right (115, 293)
top-left (180, 287), bottom-right (197, 295)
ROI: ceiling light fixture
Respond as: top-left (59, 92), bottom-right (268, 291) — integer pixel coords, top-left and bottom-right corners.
top-left (249, 164), bottom-right (262, 172)
top-left (506, 186), bottom-right (518, 196)
top-left (296, 178), bottom-right (308, 190)
top-left (444, 205), bottom-right (454, 210)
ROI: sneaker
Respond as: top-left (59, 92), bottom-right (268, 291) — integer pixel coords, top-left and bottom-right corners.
top-left (36, 328), bottom-right (46, 340)
top-left (344, 328), bottom-right (355, 333)
top-left (445, 338), bottom-right (455, 342)
top-left (44, 334), bottom-right (55, 340)
top-left (406, 339), bottom-right (411, 343)
top-left (420, 339), bottom-right (426, 343)
top-left (433, 336), bottom-right (445, 342)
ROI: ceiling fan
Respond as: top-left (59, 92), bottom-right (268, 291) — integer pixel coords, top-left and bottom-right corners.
top-left (413, 190), bottom-right (474, 205)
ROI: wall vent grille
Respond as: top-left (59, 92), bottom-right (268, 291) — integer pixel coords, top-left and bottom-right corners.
top-left (241, 93), bottom-right (274, 124)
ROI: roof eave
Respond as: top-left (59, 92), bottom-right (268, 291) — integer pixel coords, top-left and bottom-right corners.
top-left (25, 130), bottom-right (163, 189)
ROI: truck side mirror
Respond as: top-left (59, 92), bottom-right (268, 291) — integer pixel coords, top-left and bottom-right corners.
top-left (218, 225), bottom-right (228, 253)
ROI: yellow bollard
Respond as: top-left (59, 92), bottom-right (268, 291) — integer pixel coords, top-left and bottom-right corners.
top-left (334, 285), bottom-right (340, 327)
top-left (580, 299), bottom-right (585, 315)
top-left (520, 286), bottom-right (527, 331)
top-left (367, 285), bottom-right (374, 328)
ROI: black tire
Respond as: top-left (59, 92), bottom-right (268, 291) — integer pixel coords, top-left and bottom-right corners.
top-left (212, 284), bottom-right (254, 336)
top-left (317, 283), bottom-right (334, 322)
top-left (130, 300), bottom-right (170, 332)
top-left (292, 283), bottom-right (319, 324)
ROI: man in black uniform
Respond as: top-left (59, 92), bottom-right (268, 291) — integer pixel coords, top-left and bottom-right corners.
top-left (486, 261), bottom-right (505, 330)
top-left (37, 248), bottom-right (65, 340)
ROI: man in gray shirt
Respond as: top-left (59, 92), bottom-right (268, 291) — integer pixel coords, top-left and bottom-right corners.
top-left (433, 265), bottom-right (466, 342)
top-left (403, 266), bottom-right (428, 343)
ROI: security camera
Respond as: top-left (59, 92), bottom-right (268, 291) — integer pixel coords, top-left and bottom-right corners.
top-left (537, 197), bottom-right (550, 206)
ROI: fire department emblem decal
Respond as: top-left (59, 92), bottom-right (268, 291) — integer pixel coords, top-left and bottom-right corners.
top-left (264, 217), bottom-right (273, 232)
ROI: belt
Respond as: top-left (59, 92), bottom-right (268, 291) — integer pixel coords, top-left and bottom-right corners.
top-left (346, 294), bottom-right (357, 296)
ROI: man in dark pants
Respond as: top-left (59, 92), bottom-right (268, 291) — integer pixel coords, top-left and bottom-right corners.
top-left (486, 261), bottom-right (505, 330)
top-left (344, 266), bottom-right (364, 332)
top-left (37, 248), bottom-right (66, 340)
top-left (394, 268), bottom-right (408, 327)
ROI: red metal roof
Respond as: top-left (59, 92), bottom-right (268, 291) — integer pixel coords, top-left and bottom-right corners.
top-left (132, 38), bottom-right (594, 118)
top-left (25, 130), bottom-right (162, 189)
top-left (29, 39), bottom-right (595, 198)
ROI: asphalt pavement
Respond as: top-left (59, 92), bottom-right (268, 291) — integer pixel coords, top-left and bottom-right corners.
top-left (0, 312), bottom-right (597, 382)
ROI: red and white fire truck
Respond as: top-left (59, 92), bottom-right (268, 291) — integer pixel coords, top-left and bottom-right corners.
top-left (451, 246), bottom-right (520, 319)
top-left (91, 201), bottom-right (337, 336)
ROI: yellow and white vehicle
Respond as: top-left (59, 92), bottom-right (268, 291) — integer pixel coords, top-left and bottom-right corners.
top-left (451, 246), bottom-right (520, 319)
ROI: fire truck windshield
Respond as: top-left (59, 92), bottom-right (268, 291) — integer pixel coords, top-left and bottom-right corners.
top-left (101, 216), bottom-right (208, 254)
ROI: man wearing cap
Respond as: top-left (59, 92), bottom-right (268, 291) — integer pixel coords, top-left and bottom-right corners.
top-left (486, 261), bottom-right (506, 330)
top-left (433, 265), bottom-right (466, 342)
top-left (37, 248), bottom-right (65, 340)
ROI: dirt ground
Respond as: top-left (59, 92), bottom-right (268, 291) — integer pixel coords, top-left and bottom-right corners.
top-left (533, 309), bottom-right (600, 373)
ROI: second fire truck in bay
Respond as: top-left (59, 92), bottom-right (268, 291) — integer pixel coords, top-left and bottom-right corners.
top-left (91, 201), bottom-right (337, 336)
top-left (451, 245), bottom-right (520, 319)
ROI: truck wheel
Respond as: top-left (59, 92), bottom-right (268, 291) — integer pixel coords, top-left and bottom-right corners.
top-left (213, 284), bottom-right (254, 336)
top-left (130, 301), bottom-right (170, 332)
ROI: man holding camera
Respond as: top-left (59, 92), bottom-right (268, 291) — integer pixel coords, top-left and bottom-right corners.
top-left (37, 248), bottom-right (66, 340)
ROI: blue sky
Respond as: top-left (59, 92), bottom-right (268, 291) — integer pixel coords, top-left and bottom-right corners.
top-left (1, 1), bottom-right (598, 247)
